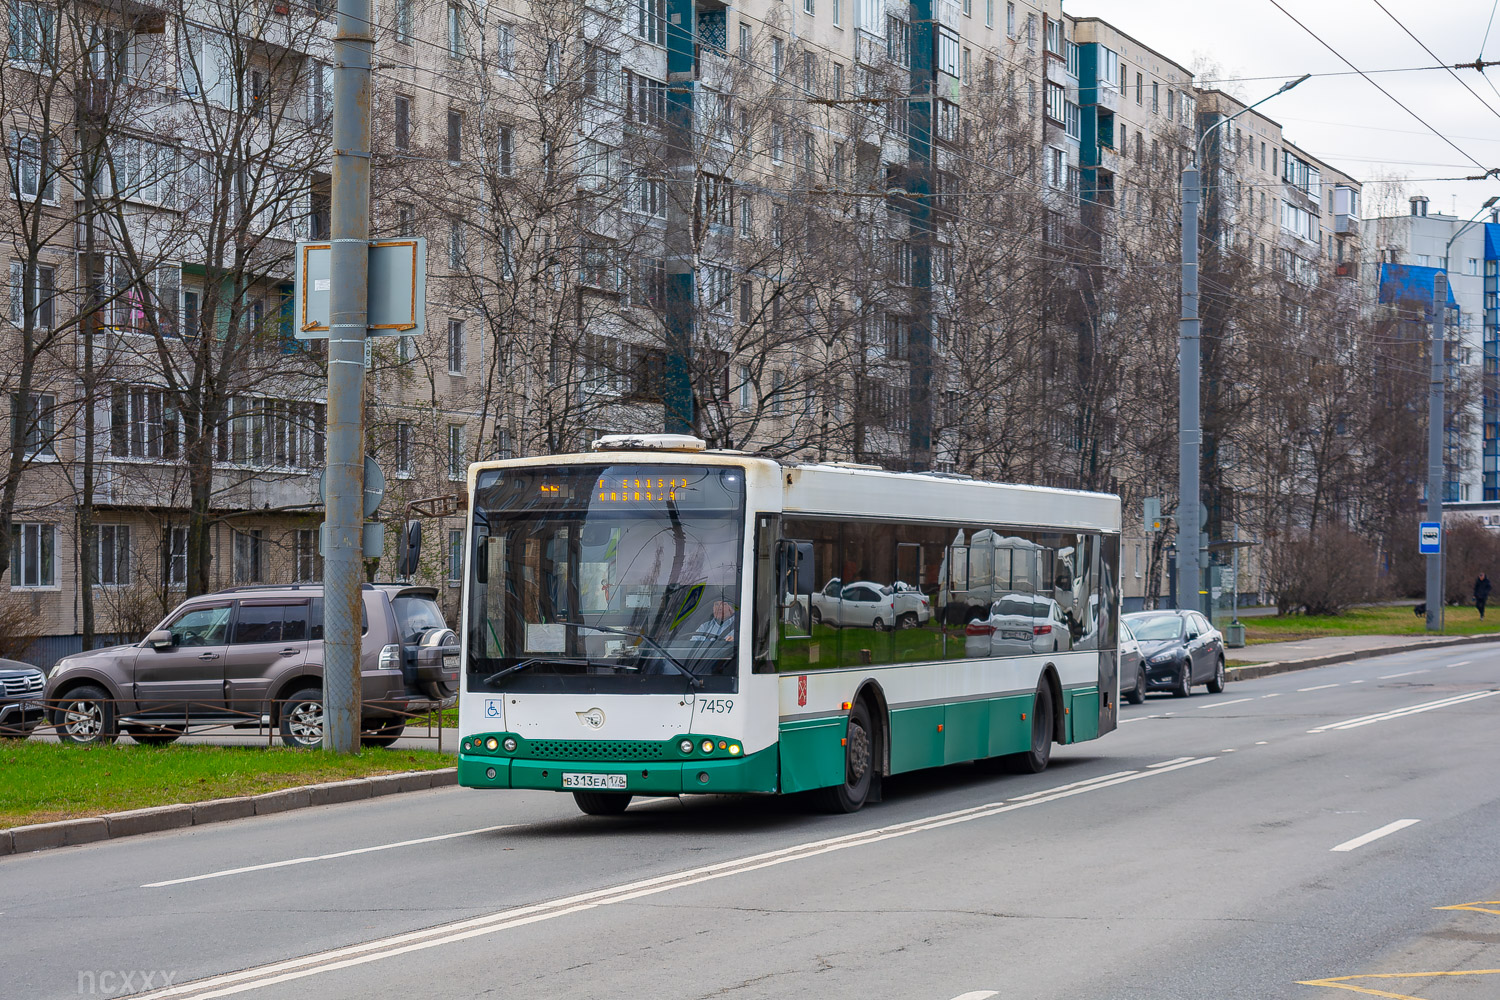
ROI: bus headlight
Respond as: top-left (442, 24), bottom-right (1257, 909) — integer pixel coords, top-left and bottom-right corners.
top-left (485, 737), bottom-right (499, 751)
top-left (502, 738), bottom-right (517, 752)
top-left (700, 739), bottom-right (714, 753)
top-left (729, 745), bottom-right (741, 755)
top-left (679, 739), bottom-right (694, 754)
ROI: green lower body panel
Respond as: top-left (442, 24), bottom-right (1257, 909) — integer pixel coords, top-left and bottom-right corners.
top-left (778, 717), bottom-right (848, 794)
top-left (890, 705), bottom-right (946, 773)
top-left (888, 693), bottom-right (1037, 774)
top-left (1067, 688), bottom-right (1101, 743)
top-left (458, 746), bottom-right (779, 795)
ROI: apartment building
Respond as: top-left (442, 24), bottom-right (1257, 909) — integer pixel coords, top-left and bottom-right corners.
top-left (1363, 196), bottom-right (1500, 501)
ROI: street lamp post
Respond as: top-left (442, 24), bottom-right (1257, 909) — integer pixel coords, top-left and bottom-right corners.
top-left (1178, 74), bottom-right (1308, 615)
top-left (1427, 196), bottom-right (1500, 632)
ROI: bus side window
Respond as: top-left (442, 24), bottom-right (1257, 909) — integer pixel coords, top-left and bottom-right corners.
top-left (753, 516), bottom-right (782, 672)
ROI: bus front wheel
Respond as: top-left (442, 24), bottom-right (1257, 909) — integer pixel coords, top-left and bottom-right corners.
top-left (573, 791), bottom-right (632, 816)
top-left (815, 700), bottom-right (875, 813)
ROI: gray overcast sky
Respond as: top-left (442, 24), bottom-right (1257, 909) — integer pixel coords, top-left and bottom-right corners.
top-left (1066, 0), bottom-right (1500, 222)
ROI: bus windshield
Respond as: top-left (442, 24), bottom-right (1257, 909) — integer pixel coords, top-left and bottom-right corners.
top-left (467, 464), bottom-right (745, 694)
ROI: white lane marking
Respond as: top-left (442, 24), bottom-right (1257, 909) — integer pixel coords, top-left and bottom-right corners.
top-left (1379, 669), bottom-right (1430, 680)
top-left (1007, 771), bottom-right (1137, 801)
top-left (1450, 660), bottom-right (1471, 667)
top-left (1197, 697), bottom-right (1253, 709)
top-left (143, 825), bottom-right (517, 888)
top-left (950, 993), bottom-right (999, 1000)
top-left (1254, 741), bottom-right (1269, 745)
top-left (1331, 819), bottom-right (1420, 853)
top-left (1148, 757), bottom-right (1194, 768)
top-left (1262, 692), bottom-right (1282, 698)
top-left (1221, 748), bottom-right (1236, 752)
top-left (131, 759), bottom-right (1217, 1000)
top-left (1350, 680), bottom-right (1366, 684)
top-left (1298, 684), bottom-right (1339, 692)
top-left (1120, 714), bottom-right (1165, 724)
top-left (1307, 690), bottom-right (1500, 733)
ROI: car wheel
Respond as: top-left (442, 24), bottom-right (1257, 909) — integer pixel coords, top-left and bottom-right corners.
top-left (1004, 679), bottom-right (1054, 774)
top-left (361, 720), bottom-right (406, 748)
top-left (1127, 668), bottom-right (1147, 705)
top-left (279, 687), bottom-right (324, 748)
top-left (1174, 663), bottom-right (1193, 698)
top-left (53, 685), bottom-right (118, 745)
top-left (896, 612), bottom-right (919, 629)
top-left (814, 700), bottom-right (875, 813)
top-left (124, 724), bottom-right (182, 746)
top-left (1207, 657), bottom-right (1227, 694)
top-left (573, 791), bottom-right (632, 815)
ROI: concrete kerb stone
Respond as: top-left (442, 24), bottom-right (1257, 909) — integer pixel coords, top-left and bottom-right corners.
top-left (307, 778), bottom-right (374, 807)
top-left (0, 828), bottom-right (13, 856)
top-left (9, 817), bottom-right (109, 852)
top-left (105, 804), bottom-right (194, 838)
top-left (253, 786), bottom-right (312, 815)
top-left (1227, 632), bottom-right (1500, 683)
top-left (192, 797), bottom-right (257, 825)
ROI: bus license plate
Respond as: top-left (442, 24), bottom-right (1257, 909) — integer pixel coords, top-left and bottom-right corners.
top-left (563, 773), bottom-right (626, 790)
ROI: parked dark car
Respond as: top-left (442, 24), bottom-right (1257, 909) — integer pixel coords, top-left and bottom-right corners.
top-left (44, 584), bottom-right (458, 748)
top-left (1121, 610), bottom-right (1226, 698)
top-left (1119, 620), bottom-right (1147, 704)
top-left (0, 658), bottom-right (46, 737)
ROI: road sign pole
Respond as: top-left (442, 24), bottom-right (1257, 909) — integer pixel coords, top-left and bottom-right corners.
top-left (324, 0), bottom-right (373, 752)
top-left (1426, 275), bottom-right (1446, 633)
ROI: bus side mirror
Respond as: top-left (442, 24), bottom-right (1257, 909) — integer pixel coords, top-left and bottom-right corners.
top-left (778, 540), bottom-right (814, 597)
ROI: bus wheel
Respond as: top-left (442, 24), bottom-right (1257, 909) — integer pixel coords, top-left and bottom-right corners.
top-left (1004, 680), bottom-right (1054, 774)
top-left (816, 700), bottom-right (874, 813)
top-left (573, 791), bottom-right (632, 816)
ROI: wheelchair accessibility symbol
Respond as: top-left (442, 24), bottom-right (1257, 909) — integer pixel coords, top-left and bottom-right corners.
top-left (485, 699), bottom-right (503, 719)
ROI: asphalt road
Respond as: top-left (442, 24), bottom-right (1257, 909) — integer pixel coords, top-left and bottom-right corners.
top-left (4, 643), bottom-right (1499, 1000)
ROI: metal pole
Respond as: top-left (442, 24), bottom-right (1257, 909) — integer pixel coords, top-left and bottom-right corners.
top-left (907, 0), bottom-right (934, 472)
top-left (324, 0), bottom-right (373, 751)
top-left (1426, 273), bottom-right (1447, 632)
top-left (662, 0), bottom-right (695, 435)
top-left (1178, 163), bottom-right (1201, 617)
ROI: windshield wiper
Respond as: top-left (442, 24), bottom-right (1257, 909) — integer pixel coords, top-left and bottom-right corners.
top-left (558, 620), bottom-right (705, 689)
top-left (482, 657), bottom-right (621, 686)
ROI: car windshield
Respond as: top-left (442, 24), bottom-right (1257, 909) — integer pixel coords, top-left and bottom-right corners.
top-left (467, 464), bottom-right (745, 694)
top-left (1127, 615), bottom-right (1184, 640)
top-left (392, 596), bottom-right (447, 644)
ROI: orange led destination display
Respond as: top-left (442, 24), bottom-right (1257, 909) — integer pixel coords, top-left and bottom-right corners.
top-left (594, 476), bottom-right (695, 504)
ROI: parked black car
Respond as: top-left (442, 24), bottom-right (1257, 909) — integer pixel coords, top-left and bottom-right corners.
top-left (0, 657), bottom-right (46, 737)
top-left (1121, 610), bottom-right (1226, 698)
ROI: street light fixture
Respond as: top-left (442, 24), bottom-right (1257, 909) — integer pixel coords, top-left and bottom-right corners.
top-left (1177, 74), bottom-right (1309, 616)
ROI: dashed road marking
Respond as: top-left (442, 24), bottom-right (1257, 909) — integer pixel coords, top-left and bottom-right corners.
top-left (1198, 697), bottom-right (1253, 708)
top-left (1307, 690), bottom-right (1500, 733)
top-left (1298, 684), bottom-right (1339, 692)
top-left (1331, 819), bottom-right (1420, 853)
top-left (1379, 669), bottom-right (1430, 680)
top-left (1148, 757), bottom-right (1195, 768)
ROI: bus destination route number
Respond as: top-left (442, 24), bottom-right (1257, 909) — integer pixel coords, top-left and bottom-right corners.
top-left (698, 699), bottom-right (733, 714)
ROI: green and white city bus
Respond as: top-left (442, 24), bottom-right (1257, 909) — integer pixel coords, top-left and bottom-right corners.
top-left (457, 434), bottom-right (1122, 814)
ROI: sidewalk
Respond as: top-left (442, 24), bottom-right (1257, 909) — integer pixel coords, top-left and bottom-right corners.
top-left (1227, 631), bottom-right (1500, 682)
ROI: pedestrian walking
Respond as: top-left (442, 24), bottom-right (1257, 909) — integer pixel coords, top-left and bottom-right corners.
top-left (1475, 573), bottom-right (1492, 620)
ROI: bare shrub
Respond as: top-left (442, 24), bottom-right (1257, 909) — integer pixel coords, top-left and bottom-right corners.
top-left (1443, 517), bottom-right (1500, 606)
top-left (0, 596), bottom-right (46, 662)
top-left (1265, 526), bottom-right (1382, 616)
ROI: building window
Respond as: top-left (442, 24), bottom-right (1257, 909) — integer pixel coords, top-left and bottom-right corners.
top-left (294, 528), bottom-right (321, 582)
top-left (738, 22), bottom-right (750, 62)
top-left (7, 2), bottom-right (54, 64)
top-left (637, 0), bottom-right (665, 45)
top-left (232, 529), bottom-right (264, 584)
top-left (804, 0), bottom-right (814, 14)
top-left (447, 318), bottom-right (465, 374)
top-left (497, 125), bottom-right (512, 176)
top-left (770, 124), bottom-right (783, 163)
top-left (93, 524), bottom-right (131, 587)
top-left (1006, 1), bottom-right (1015, 36)
top-left (11, 391), bottom-right (54, 458)
top-left (110, 385), bottom-right (179, 459)
top-left (1151, 81), bottom-right (1159, 113)
top-left (1136, 71), bottom-right (1143, 104)
top-left (393, 95), bottom-right (410, 153)
top-left (802, 51), bottom-right (814, 91)
top-left (833, 0), bottom-right (841, 27)
top-left (739, 196), bottom-right (753, 237)
top-left (395, 421), bottom-right (413, 475)
top-left (167, 526), bottom-right (187, 587)
top-left (446, 3), bottom-right (465, 57)
top-left (394, 0), bottom-right (411, 43)
top-left (9, 522), bottom-right (55, 588)
top-left (447, 111), bottom-right (462, 163)
top-left (9, 261), bottom-right (53, 329)
top-left (448, 424), bottom-right (465, 480)
top-left (772, 37), bottom-right (783, 76)
top-left (832, 62), bottom-right (843, 99)
top-left (449, 221), bottom-right (465, 270)
top-left (739, 279), bottom-right (752, 323)
top-left (496, 22), bottom-right (514, 73)
top-left (936, 27), bottom-right (959, 76)
top-left (448, 529), bottom-right (463, 584)
top-left (738, 365), bottom-right (752, 409)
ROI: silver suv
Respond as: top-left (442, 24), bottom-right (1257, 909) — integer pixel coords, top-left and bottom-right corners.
top-left (44, 584), bottom-right (458, 747)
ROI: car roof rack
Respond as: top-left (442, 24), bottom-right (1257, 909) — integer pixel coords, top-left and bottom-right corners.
top-left (214, 583), bottom-right (378, 593)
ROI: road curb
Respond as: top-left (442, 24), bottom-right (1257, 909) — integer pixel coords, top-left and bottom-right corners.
top-left (1227, 632), bottom-right (1500, 682)
top-left (1, 767), bottom-right (458, 857)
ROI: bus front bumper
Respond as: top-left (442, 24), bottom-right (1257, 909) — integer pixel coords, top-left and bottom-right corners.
top-left (458, 742), bottom-right (778, 795)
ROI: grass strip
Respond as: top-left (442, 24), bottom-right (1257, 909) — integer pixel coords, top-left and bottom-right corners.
top-left (0, 742), bottom-right (452, 829)
top-left (1242, 605), bottom-right (1500, 644)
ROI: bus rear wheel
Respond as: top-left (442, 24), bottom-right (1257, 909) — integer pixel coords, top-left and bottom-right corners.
top-left (1004, 680), bottom-right (1054, 774)
top-left (573, 791), bottom-right (632, 816)
top-left (815, 700), bottom-right (875, 813)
